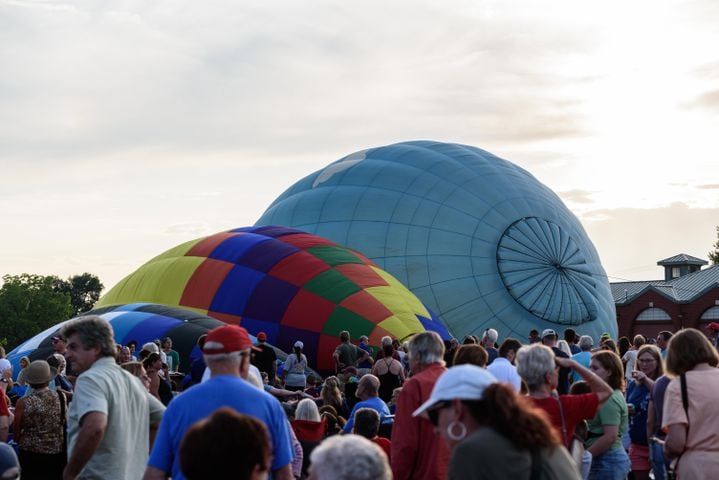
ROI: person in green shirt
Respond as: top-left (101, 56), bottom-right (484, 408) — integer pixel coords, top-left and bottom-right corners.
top-left (162, 337), bottom-right (181, 373)
top-left (586, 350), bottom-right (630, 480)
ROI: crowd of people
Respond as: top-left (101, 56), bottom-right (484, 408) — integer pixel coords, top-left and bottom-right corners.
top-left (0, 320), bottom-right (718, 480)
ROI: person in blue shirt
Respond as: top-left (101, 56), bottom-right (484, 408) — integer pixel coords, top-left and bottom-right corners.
top-left (343, 374), bottom-right (392, 434)
top-left (626, 344), bottom-right (663, 480)
top-left (571, 335), bottom-right (594, 383)
top-left (144, 325), bottom-right (294, 480)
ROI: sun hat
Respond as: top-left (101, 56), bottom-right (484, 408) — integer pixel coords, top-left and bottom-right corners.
top-left (413, 364), bottom-right (498, 418)
top-left (541, 328), bottom-right (557, 339)
top-left (24, 360), bottom-right (57, 385)
top-left (203, 325), bottom-right (257, 354)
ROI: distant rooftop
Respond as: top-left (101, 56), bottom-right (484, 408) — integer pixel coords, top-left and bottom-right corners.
top-left (611, 264), bottom-right (719, 305)
top-left (657, 253), bottom-right (708, 266)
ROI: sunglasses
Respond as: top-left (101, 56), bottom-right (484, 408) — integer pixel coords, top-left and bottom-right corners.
top-left (426, 400), bottom-right (450, 426)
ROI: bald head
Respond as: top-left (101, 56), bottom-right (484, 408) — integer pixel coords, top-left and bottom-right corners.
top-left (357, 374), bottom-right (380, 399)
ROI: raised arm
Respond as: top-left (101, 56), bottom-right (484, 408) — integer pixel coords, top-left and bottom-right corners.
top-left (555, 356), bottom-right (612, 405)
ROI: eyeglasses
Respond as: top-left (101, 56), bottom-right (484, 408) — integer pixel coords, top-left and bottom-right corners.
top-left (426, 401), bottom-right (450, 426)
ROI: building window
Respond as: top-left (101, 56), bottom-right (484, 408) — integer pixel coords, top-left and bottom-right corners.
top-left (700, 306), bottom-right (719, 320)
top-left (671, 267), bottom-right (681, 278)
top-left (636, 307), bottom-right (671, 321)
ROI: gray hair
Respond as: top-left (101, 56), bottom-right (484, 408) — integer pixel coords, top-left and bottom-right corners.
top-left (295, 398), bottom-right (321, 422)
top-left (483, 328), bottom-right (498, 344)
top-left (408, 332), bottom-right (445, 366)
top-left (515, 343), bottom-right (555, 390)
top-left (141, 342), bottom-right (159, 354)
top-left (381, 336), bottom-right (393, 347)
top-left (309, 435), bottom-right (391, 480)
top-left (579, 335), bottom-right (594, 351)
top-left (61, 315), bottom-right (117, 358)
top-left (204, 351), bottom-right (247, 367)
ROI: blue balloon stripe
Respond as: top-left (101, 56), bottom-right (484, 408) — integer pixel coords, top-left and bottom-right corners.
top-left (107, 312), bottom-right (164, 344)
top-left (122, 314), bottom-right (184, 347)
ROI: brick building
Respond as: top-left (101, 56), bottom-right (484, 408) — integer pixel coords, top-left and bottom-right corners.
top-left (611, 254), bottom-right (719, 339)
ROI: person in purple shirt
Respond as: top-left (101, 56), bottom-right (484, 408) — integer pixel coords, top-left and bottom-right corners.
top-left (647, 374), bottom-right (671, 480)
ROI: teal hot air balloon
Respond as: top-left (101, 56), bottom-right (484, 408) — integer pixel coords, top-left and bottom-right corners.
top-left (256, 140), bottom-right (617, 342)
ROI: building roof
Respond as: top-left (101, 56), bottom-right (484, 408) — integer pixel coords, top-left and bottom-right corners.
top-left (657, 253), bottom-right (708, 266)
top-left (611, 264), bottom-right (719, 305)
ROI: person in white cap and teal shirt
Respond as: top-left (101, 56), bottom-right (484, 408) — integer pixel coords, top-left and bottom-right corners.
top-left (413, 364), bottom-right (580, 480)
top-left (283, 340), bottom-right (308, 392)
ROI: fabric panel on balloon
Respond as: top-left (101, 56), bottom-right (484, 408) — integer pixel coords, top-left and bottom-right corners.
top-left (256, 141), bottom-right (618, 343)
top-left (180, 259), bottom-right (234, 310)
top-left (123, 314), bottom-right (183, 347)
top-left (97, 226), bottom-right (452, 374)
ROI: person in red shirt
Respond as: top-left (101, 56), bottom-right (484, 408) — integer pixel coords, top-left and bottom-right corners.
top-left (391, 331), bottom-right (450, 480)
top-left (353, 407), bottom-right (391, 459)
top-left (516, 343), bottom-right (612, 447)
top-left (0, 392), bottom-right (9, 443)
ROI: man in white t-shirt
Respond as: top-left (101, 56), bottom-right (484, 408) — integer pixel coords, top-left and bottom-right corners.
top-left (622, 334), bottom-right (646, 383)
top-left (62, 316), bottom-right (165, 480)
top-left (486, 338), bottom-right (522, 392)
top-left (0, 348), bottom-right (11, 379)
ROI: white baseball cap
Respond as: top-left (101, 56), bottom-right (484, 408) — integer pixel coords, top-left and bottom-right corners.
top-left (413, 364), bottom-right (498, 418)
top-left (541, 329), bottom-right (558, 339)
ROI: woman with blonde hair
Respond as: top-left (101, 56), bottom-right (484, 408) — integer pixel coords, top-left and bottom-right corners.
top-left (319, 376), bottom-right (349, 419)
top-left (292, 398), bottom-right (326, 478)
top-left (663, 328), bottom-right (719, 479)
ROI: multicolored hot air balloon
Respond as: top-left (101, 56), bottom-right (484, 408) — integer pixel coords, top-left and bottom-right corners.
top-left (256, 141), bottom-right (618, 342)
top-left (7, 303), bottom-right (230, 378)
top-left (97, 226), bottom-right (449, 371)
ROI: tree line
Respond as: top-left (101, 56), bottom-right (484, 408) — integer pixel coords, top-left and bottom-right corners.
top-left (0, 273), bottom-right (103, 350)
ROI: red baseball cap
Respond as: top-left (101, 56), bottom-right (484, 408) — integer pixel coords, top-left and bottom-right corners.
top-left (257, 332), bottom-right (267, 341)
top-left (202, 325), bottom-right (258, 354)
top-left (707, 322), bottom-right (719, 332)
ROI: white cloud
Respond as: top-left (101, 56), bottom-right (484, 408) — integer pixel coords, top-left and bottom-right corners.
top-left (1, 0), bottom-right (719, 292)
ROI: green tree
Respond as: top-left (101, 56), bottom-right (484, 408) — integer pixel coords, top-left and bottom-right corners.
top-left (0, 274), bottom-right (73, 350)
top-left (54, 273), bottom-right (104, 316)
top-left (710, 226), bottom-right (719, 265)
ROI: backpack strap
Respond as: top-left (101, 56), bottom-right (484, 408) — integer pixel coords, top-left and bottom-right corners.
top-left (680, 373), bottom-right (689, 423)
top-left (529, 448), bottom-right (542, 480)
top-left (554, 394), bottom-right (570, 448)
top-left (672, 373), bottom-right (689, 473)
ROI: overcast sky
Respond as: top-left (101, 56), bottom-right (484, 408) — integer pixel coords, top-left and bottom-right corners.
top-left (2, 0), bottom-right (718, 292)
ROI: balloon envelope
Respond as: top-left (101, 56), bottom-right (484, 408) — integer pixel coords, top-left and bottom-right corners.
top-left (97, 226), bottom-right (449, 372)
top-left (6, 303), bottom-right (287, 380)
top-left (256, 141), bottom-right (617, 341)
